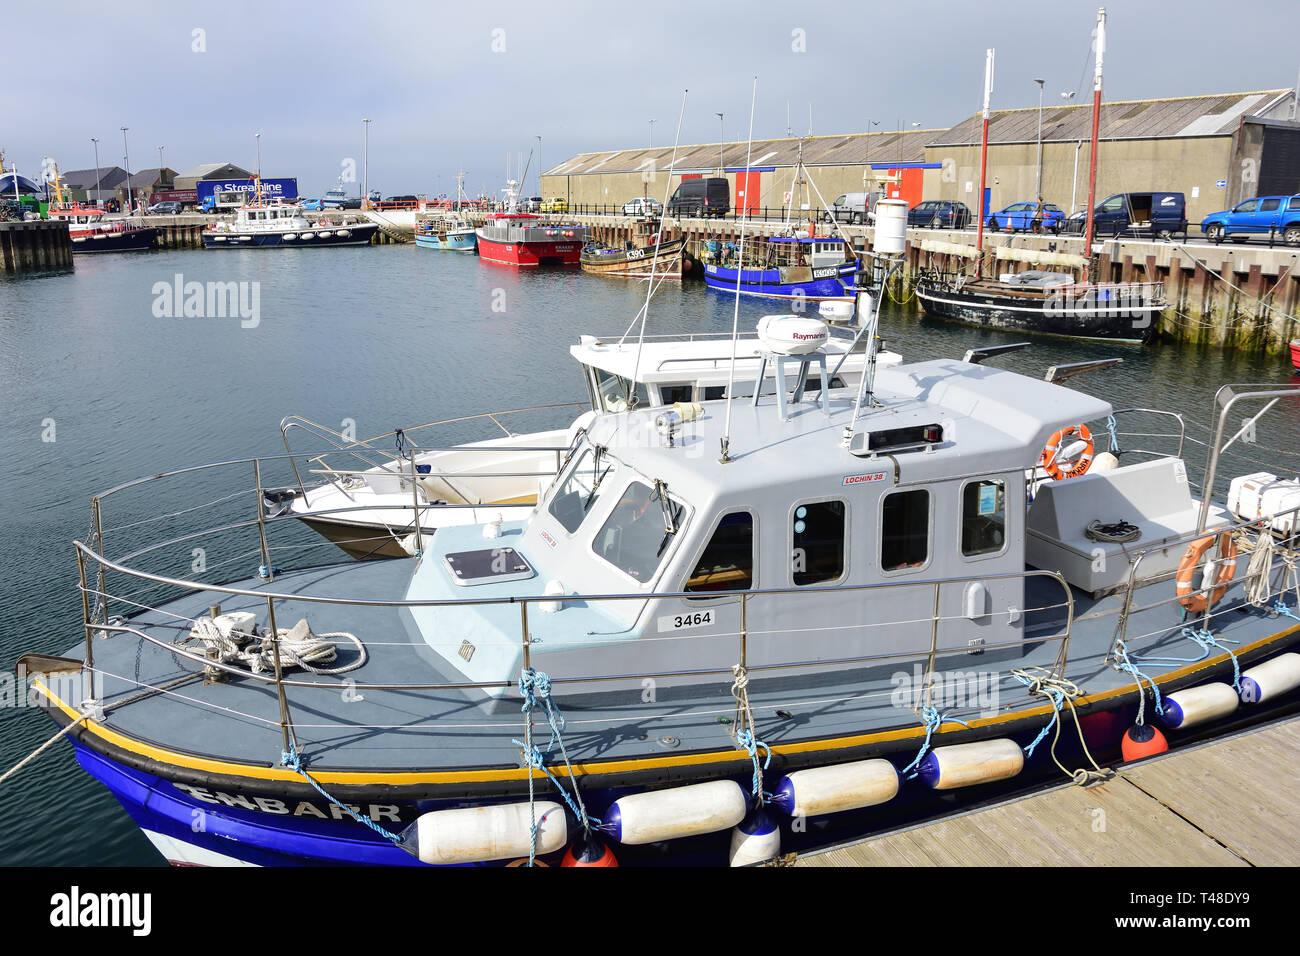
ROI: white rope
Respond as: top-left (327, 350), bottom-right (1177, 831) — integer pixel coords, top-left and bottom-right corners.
top-left (0, 711), bottom-right (92, 787)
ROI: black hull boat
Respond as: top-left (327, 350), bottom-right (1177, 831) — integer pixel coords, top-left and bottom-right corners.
top-left (916, 270), bottom-right (1164, 343)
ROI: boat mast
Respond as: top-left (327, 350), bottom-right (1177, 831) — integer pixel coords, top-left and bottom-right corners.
top-left (974, 48), bottom-right (994, 278)
top-left (1081, 6), bottom-right (1105, 283)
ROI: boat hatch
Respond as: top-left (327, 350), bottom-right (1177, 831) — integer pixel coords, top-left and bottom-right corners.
top-left (443, 547), bottom-right (534, 587)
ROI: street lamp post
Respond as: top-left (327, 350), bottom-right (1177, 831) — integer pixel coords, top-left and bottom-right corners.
top-left (90, 138), bottom-right (101, 206)
top-left (120, 126), bottom-right (131, 213)
top-left (157, 144), bottom-right (165, 173)
top-left (649, 119), bottom-right (656, 149)
top-left (716, 112), bottom-right (724, 175)
top-left (1034, 78), bottom-right (1045, 200)
top-left (254, 133), bottom-right (261, 179)
top-left (362, 118), bottom-right (371, 208)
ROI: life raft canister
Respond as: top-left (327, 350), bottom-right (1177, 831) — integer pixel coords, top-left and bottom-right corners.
top-left (1039, 423), bottom-right (1094, 480)
top-left (1175, 531), bottom-right (1238, 614)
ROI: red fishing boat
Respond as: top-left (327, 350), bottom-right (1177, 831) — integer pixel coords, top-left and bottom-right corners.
top-left (1289, 340), bottom-right (1300, 371)
top-left (475, 179), bottom-right (587, 267)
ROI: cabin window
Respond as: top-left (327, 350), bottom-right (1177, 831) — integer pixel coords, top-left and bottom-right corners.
top-left (547, 448), bottom-right (612, 534)
top-left (591, 366), bottom-right (650, 412)
top-left (686, 512), bottom-right (754, 593)
top-left (592, 481), bottom-right (684, 582)
top-left (659, 384), bottom-right (694, 405)
top-left (881, 490), bottom-right (929, 571)
top-left (960, 479), bottom-right (1006, 557)
top-left (792, 500), bottom-right (845, 586)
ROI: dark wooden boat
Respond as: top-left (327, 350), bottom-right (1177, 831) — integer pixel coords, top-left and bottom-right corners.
top-left (581, 219), bottom-right (688, 278)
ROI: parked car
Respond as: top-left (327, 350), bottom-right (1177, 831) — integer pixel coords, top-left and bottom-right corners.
top-left (540, 197), bottom-right (568, 213)
top-left (340, 197), bottom-right (363, 210)
top-left (146, 201), bottom-right (182, 215)
top-left (667, 177), bottom-right (730, 218)
top-left (1201, 195), bottom-right (1300, 245)
top-left (300, 197), bottom-right (326, 211)
top-left (621, 197), bottom-right (663, 217)
top-left (907, 200), bottom-right (972, 230)
top-left (1059, 191), bottom-right (1187, 238)
top-left (383, 195), bottom-right (418, 205)
top-left (522, 196), bottom-right (542, 212)
top-left (824, 191), bottom-right (876, 225)
top-left (986, 201), bottom-right (1064, 232)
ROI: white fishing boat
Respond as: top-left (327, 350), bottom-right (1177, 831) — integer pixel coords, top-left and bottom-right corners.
top-left (203, 190), bottom-right (378, 248)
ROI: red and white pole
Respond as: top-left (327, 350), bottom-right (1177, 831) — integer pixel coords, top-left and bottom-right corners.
top-left (974, 48), bottom-right (994, 278)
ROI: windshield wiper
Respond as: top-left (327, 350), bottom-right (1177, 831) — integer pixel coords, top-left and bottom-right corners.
top-left (652, 479), bottom-right (677, 536)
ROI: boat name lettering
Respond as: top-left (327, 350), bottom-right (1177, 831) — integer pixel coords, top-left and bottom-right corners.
top-left (171, 782), bottom-right (403, 822)
top-left (812, 267), bottom-right (839, 279)
top-left (843, 472), bottom-right (887, 485)
top-left (540, 530), bottom-right (558, 549)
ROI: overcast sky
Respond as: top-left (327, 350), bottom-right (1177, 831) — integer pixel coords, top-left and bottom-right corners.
top-left (7, 0), bottom-right (1296, 198)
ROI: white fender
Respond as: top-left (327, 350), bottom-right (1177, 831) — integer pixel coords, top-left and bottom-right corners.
top-left (603, 780), bottom-right (747, 845)
top-left (1161, 682), bottom-right (1238, 729)
top-left (400, 801), bottom-right (567, 865)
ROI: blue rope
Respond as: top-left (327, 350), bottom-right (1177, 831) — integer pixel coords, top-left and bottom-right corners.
top-left (901, 706), bottom-right (968, 779)
top-left (1274, 598), bottom-right (1300, 622)
top-left (1113, 640), bottom-right (1164, 724)
top-left (281, 743), bottom-right (402, 843)
top-left (1137, 627), bottom-right (1242, 691)
top-left (1011, 673), bottom-right (1064, 758)
top-left (514, 668), bottom-right (597, 838)
top-left (735, 729), bottom-right (772, 804)
top-left (1105, 414), bottom-right (1120, 455)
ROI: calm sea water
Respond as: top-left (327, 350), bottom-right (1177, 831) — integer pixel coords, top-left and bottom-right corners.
top-left (1, 245), bottom-right (1297, 866)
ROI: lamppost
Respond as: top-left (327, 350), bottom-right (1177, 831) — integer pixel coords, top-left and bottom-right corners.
top-left (536, 134), bottom-right (542, 199)
top-left (863, 119), bottom-right (879, 192)
top-left (1034, 78), bottom-right (1045, 200)
top-left (157, 144), bottom-right (165, 173)
top-left (90, 137), bottom-right (101, 206)
top-left (362, 118), bottom-right (371, 208)
top-left (649, 119), bottom-right (656, 149)
top-left (716, 112), bottom-right (724, 175)
top-left (254, 133), bottom-right (261, 179)
top-left (120, 126), bottom-right (131, 213)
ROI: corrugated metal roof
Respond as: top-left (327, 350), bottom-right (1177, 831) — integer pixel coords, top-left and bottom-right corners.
top-left (546, 129), bottom-right (933, 176)
top-left (931, 89), bottom-right (1294, 146)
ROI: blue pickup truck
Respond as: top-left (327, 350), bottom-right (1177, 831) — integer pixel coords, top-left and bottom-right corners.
top-left (1200, 195), bottom-right (1300, 245)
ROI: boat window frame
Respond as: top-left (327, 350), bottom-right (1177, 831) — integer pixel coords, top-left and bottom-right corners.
top-left (681, 508), bottom-right (757, 600)
top-left (789, 497), bottom-right (849, 587)
top-left (957, 476), bottom-right (1010, 562)
top-left (545, 446), bottom-right (615, 537)
top-left (588, 477), bottom-right (691, 588)
top-left (878, 487), bottom-right (933, 577)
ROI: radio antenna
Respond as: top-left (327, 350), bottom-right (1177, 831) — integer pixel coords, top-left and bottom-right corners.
top-left (720, 75), bottom-right (758, 464)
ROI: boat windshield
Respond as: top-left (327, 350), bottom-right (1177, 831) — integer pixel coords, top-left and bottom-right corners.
top-left (590, 366), bottom-right (650, 412)
top-left (547, 447), bottom-right (614, 534)
top-left (591, 480), bottom-right (684, 582)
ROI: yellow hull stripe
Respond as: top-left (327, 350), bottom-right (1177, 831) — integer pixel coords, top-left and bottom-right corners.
top-left (35, 623), bottom-right (1298, 788)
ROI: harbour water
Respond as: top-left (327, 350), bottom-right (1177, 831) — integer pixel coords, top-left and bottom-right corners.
top-left (2, 246), bottom-right (1298, 866)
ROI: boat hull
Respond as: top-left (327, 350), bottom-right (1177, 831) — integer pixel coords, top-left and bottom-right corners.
top-left (39, 632), bottom-right (1300, 867)
top-left (1290, 340), bottom-right (1300, 371)
top-left (414, 234), bottom-right (477, 251)
top-left (202, 224), bottom-right (379, 248)
top-left (916, 278), bottom-right (1161, 343)
top-left (580, 237), bottom-right (687, 278)
top-left (476, 235), bottom-right (582, 268)
top-left (703, 260), bottom-right (858, 300)
top-left (70, 227), bottom-right (157, 253)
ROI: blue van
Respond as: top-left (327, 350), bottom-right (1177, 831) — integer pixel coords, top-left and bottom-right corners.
top-left (1062, 192), bottom-right (1187, 239)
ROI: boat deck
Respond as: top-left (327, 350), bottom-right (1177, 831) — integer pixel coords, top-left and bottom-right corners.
top-left (64, 554), bottom-right (1297, 776)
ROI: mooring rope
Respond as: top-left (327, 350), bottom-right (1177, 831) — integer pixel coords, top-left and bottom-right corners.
top-left (511, 668), bottom-right (597, 863)
top-left (280, 743), bottom-right (402, 843)
top-left (1010, 667), bottom-right (1112, 786)
top-left (900, 705), bottom-right (968, 779)
top-left (728, 664), bottom-right (772, 803)
top-left (1111, 638), bottom-right (1164, 725)
top-left (1136, 627), bottom-right (1241, 690)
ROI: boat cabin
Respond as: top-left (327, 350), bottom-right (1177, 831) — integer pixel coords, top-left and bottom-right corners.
top-left (404, 354), bottom-right (1165, 704)
top-left (569, 330), bottom-right (901, 411)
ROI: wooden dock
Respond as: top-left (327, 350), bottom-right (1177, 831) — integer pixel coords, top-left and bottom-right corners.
top-left (797, 717), bottom-right (1300, 867)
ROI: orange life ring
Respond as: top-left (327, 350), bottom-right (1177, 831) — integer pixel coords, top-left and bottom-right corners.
top-left (1039, 424), bottom-right (1094, 480)
top-left (1175, 532), bottom-right (1238, 614)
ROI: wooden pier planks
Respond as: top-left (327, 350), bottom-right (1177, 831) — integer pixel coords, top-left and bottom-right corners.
top-left (798, 718), bottom-right (1300, 867)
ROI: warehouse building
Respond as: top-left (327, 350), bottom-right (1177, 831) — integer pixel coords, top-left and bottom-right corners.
top-left (544, 87), bottom-right (1299, 227)
top-left (924, 88), bottom-right (1298, 226)
top-left (174, 162), bottom-right (254, 192)
top-left (541, 129), bottom-right (936, 214)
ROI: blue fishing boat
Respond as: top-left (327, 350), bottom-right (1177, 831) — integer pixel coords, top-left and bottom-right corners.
top-left (703, 235), bottom-right (860, 300)
top-left (414, 216), bottom-right (477, 251)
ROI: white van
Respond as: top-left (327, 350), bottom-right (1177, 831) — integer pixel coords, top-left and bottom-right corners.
top-left (826, 192), bottom-right (876, 225)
